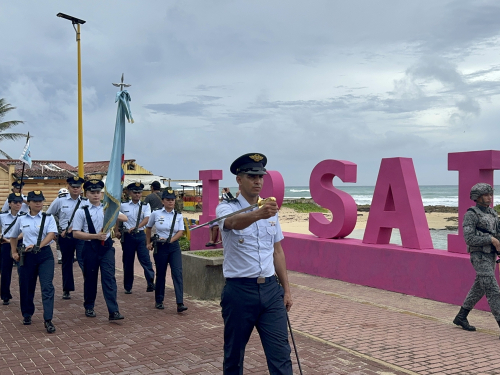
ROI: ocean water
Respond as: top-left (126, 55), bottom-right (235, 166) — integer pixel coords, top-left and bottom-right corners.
top-left (283, 185), bottom-right (500, 207)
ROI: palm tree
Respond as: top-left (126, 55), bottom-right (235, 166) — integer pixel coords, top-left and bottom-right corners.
top-left (0, 98), bottom-right (28, 159)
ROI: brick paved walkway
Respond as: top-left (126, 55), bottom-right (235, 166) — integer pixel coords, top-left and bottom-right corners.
top-left (0, 243), bottom-right (499, 374)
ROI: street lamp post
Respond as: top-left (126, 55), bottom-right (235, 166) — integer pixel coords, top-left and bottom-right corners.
top-left (57, 12), bottom-right (86, 178)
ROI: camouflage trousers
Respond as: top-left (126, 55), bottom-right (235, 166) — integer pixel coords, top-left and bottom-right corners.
top-left (463, 251), bottom-right (500, 321)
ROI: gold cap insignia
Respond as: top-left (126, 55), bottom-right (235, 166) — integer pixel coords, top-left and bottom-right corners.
top-left (34, 191), bottom-right (41, 195)
top-left (249, 154), bottom-right (264, 162)
top-left (14, 193), bottom-right (21, 197)
top-left (90, 179), bottom-right (99, 184)
top-left (135, 182), bottom-right (141, 186)
top-left (74, 176), bottom-right (79, 181)
top-left (16, 180), bottom-right (22, 184)
top-left (167, 188), bottom-right (174, 194)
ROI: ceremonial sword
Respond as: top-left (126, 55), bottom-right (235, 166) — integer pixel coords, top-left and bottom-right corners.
top-left (189, 197), bottom-right (276, 231)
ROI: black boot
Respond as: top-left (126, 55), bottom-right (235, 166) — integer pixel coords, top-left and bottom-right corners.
top-left (453, 307), bottom-right (476, 331)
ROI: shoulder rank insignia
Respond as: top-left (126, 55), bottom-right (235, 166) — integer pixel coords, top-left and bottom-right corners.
top-left (81, 197), bottom-right (88, 200)
top-left (18, 212), bottom-right (27, 216)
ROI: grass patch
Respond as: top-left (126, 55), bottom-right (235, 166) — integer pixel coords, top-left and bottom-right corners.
top-left (282, 202), bottom-right (329, 213)
top-left (495, 205), bottom-right (500, 215)
top-left (179, 237), bottom-right (190, 251)
top-left (191, 250), bottom-right (224, 257)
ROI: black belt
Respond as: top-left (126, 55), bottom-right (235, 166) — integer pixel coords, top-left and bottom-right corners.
top-left (126, 230), bottom-right (144, 235)
top-left (226, 275), bottom-right (276, 284)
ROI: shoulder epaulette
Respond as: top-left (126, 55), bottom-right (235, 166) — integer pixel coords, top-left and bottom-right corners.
top-left (223, 197), bottom-right (239, 204)
top-left (0, 211), bottom-right (8, 214)
top-left (18, 212), bottom-right (27, 216)
top-left (42, 213), bottom-right (52, 216)
top-left (81, 197), bottom-right (88, 201)
top-left (153, 207), bottom-right (162, 211)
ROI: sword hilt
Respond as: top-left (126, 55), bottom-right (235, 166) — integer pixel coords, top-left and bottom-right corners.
top-left (257, 197), bottom-right (276, 207)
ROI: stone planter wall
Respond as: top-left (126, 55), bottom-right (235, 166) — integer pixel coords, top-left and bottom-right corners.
top-left (182, 250), bottom-right (225, 300)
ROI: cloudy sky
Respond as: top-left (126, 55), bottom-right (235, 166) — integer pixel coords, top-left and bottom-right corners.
top-left (2, 0), bottom-right (500, 187)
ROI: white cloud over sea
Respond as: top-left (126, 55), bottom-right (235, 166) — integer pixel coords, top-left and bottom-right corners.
top-left (2, 1), bottom-right (500, 186)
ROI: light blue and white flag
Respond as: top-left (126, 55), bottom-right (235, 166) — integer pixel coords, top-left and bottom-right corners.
top-left (102, 90), bottom-right (134, 234)
top-left (19, 139), bottom-right (32, 168)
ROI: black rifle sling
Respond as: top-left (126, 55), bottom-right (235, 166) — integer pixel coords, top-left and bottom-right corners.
top-left (35, 213), bottom-right (48, 249)
top-left (167, 211), bottom-right (178, 241)
top-left (135, 202), bottom-right (143, 230)
top-left (82, 206), bottom-right (97, 234)
top-left (65, 198), bottom-right (82, 231)
top-left (0, 215), bottom-right (19, 241)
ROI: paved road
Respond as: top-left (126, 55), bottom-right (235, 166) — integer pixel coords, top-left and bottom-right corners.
top-left (0, 242), bottom-right (498, 374)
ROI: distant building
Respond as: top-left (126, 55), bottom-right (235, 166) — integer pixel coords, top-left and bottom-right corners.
top-left (0, 159), bottom-right (78, 205)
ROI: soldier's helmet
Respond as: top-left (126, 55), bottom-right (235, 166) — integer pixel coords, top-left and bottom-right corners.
top-left (470, 183), bottom-right (493, 201)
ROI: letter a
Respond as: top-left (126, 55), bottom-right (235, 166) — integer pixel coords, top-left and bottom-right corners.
top-left (363, 158), bottom-right (433, 249)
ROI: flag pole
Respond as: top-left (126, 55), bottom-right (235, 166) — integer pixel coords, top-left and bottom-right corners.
top-left (19, 132), bottom-right (30, 187)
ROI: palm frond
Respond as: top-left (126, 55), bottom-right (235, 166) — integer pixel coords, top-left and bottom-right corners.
top-left (0, 133), bottom-right (28, 141)
top-left (0, 121), bottom-right (24, 131)
top-left (0, 149), bottom-right (13, 159)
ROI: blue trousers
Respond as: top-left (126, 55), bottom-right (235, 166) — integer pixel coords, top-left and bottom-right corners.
top-left (18, 246), bottom-right (55, 321)
top-left (0, 243), bottom-right (14, 300)
top-left (122, 231), bottom-right (155, 291)
top-left (83, 239), bottom-right (119, 314)
top-left (59, 234), bottom-right (84, 292)
top-left (153, 241), bottom-right (183, 304)
top-left (221, 276), bottom-right (292, 375)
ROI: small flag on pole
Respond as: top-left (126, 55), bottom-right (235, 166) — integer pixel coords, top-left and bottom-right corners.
top-left (19, 139), bottom-right (32, 168)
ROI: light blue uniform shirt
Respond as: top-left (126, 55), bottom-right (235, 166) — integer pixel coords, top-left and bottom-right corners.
top-left (0, 212), bottom-right (23, 239)
top-left (72, 203), bottom-right (111, 240)
top-left (146, 208), bottom-right (184, 238)
top-left (216, 195), bottom-right (284, 278)
top-left (11, 212), bottom-right (57, 247)
top-left (120, 201), bottom-right (151, 230)
top-left (46, 195), bottom-right (89, 229)
top-left (1, 195), bottom-right (28, 214)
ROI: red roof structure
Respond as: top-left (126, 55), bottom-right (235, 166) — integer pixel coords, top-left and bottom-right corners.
top-left (0, 159), bottom-right (78, 179)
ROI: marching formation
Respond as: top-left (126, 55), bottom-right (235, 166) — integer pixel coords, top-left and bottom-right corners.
top-left (1, 176), bottom-right (188, 334)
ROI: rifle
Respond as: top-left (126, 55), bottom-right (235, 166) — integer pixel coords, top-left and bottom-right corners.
top-left (118, 222), bottom-right (126, 244)
top-left (18, 244), bottom-right (26, 267)
top-left (151, 234), bottom-right (167, 255)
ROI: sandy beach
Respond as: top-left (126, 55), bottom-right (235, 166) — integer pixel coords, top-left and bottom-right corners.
top-left (182, 207), bottom-right (458, 236)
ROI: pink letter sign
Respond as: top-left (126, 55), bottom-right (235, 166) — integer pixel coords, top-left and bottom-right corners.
top-left (448, 150), bottom-right (500, 253)
top-left (309, 160), bottom-right (357, 238)
top-left (261, 171), bottom-right (285, 208)
top-left (363, 157), bottom-right (433, 249)
top-left (199, 170), bottom-right (223, 225)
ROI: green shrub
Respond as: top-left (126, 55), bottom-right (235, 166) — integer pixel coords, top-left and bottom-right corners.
top-left (179, 237), bottom-right (190, 251)
top-left (191, 250), bottom-right (224, 257)
top-left (281, 202), bottom-right (329, 213)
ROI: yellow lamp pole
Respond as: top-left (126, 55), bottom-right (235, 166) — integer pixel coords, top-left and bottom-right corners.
top-left (57, 13), bottom-right (86, 177)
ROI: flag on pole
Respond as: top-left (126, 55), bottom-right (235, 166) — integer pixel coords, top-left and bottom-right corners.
top-left (102, 90), bottom-right (134, 234)
top-left (19, 139), bottom-right (32, 168)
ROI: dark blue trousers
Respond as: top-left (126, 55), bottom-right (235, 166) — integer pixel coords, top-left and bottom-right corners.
top-left (221, 276), bottom-right (292, 375)
top-left (59, 234), bottom-right (84, 292)
top-left (0, 243), bottom-right (14, 300)
top-left (82, 239), bottom-right (119, 314)
top-left (153, 241), bottom-right (183, 304)
top-left (122, 231), bottom-right (155, 291)
top-left (18, 246), bottom-right (55, 321)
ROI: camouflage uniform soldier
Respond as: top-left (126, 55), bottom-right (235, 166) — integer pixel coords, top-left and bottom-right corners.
top-left (453, 183), bottom-right (500, 336)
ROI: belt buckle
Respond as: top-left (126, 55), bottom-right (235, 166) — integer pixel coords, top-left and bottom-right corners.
top-left (257, 277), bottom-right (266, 284)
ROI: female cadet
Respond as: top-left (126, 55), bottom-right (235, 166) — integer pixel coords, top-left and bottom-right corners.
top-left (11, 191), bottom-right (58, 333)
top-left (0, 193), bottom-right (24, 305)
top-left (146, 188), bottom-right (187, 312)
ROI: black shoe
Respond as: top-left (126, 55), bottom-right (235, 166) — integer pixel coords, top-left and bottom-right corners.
top-left (3, 299), bottom-right (9, 305)
top-left (155, 303), bottom-right (164, 309)
top-left (453, 307), bottom-right (476, 331)
top-left (58, 259), bottom-right (62, 264)
top-left (124, 289), bottom-right (132, 294)
top-left (85, 309), bottom-right (96, 318)
top-left (177, 303), bottom-right (188, 313)
top-left (23, 316), bottom-right (32, 325)
top-left (109, 311), bottom-right (124, 321)
top-left (44, 320), bottom-right (56, 333)
top-left (62, 291), bottom-right (71, 300)
top-left (146, 283), bottom-right (155, 292)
